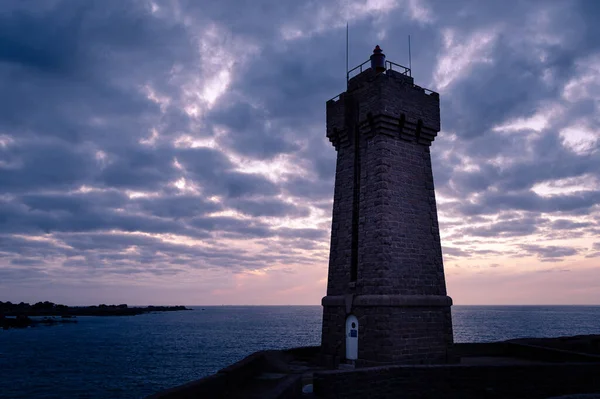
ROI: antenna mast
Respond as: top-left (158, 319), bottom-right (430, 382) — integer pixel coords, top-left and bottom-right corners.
top-left (408, 35), bottom-right (412, 77)
top-left (346, 22), bottom-right (349, 86)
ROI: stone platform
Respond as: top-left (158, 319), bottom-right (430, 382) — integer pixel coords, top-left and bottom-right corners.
top-left (147, 335), bottom-right (600, 399)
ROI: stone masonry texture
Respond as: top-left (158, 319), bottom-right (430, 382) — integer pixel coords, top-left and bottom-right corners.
top-left (321, 66), bottom-right (453, 365)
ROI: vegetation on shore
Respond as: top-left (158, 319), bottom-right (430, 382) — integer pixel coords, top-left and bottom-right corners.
top-left (1, 301), bottom-right (190, 329)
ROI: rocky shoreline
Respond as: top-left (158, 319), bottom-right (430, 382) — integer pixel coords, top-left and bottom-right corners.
top-left (1, 301), bottom-right (191, 329)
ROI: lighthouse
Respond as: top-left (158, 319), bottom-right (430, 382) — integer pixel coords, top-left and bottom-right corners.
top-left (321, 46), bottom-right (453, 366)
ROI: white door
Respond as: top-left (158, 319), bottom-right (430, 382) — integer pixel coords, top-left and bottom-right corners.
top-left (345, 315), bottom-right (358, 360)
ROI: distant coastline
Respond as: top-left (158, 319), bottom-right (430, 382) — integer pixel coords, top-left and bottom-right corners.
top-left (1, 301), bottom-right (191, 329)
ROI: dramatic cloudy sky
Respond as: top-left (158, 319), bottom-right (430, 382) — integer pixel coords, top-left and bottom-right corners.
top-left (1, 0), bottom-right (599, 306)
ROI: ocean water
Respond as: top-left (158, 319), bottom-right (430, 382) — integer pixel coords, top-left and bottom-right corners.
top-left (1, 305), bottom-right (599, 399)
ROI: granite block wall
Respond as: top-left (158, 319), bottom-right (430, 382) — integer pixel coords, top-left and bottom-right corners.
top-left (321, 304), bottom-right (453, 365)
top-left (356, 131), bottom-right (446, 295)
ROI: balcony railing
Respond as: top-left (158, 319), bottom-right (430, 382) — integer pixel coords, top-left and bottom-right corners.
top-left (347, 59), bottom-right (411, 81)
top-left (326, 59), bottom-right (437, 102)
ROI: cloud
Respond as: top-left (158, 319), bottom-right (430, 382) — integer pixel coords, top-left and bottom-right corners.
top-left (458, 216), bottom-right (543, 238)
top-left (550, 219), bottom-right (593, 230)
top-left (519, 244), bottom-right (579, 261)
top-left (0, 0), bottom-right (599, 305)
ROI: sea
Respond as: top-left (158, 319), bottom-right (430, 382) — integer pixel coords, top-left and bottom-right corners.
top-left (1, 305), bottom-right (599, 399)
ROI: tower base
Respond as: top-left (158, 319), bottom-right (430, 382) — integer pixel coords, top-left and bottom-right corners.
top-left (321, 295), bottom-right (454, 366)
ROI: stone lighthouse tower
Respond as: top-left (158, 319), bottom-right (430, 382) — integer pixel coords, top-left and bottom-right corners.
top-left (321, 46), bottom-right (453, 366)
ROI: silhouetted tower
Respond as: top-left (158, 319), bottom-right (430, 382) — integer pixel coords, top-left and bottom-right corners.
top-left (321, 46), bottom-right (453, 366)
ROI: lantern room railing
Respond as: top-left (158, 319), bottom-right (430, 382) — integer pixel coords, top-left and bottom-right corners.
top-left (347, 59), bottom-right (411, 81)
top-left (327, 58), bottom-right (437, 103)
